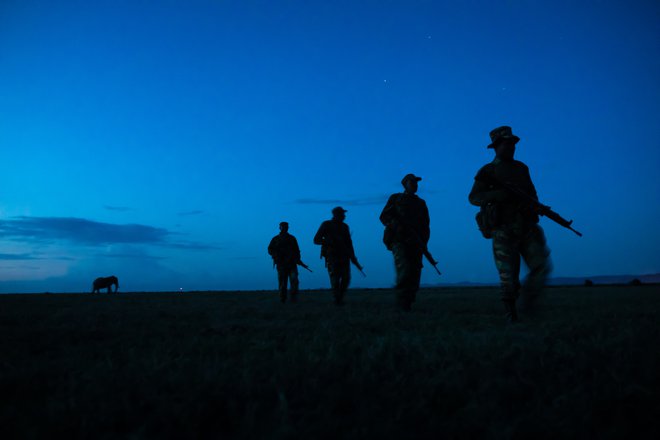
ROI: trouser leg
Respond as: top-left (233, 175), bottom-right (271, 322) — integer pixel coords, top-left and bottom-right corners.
top-left (277, 269), bottom-right (288, 302)
top-left (339, 262), bottom-right (350, 301)
top-left (289, 268), bottom-right (299, 302)
top-left (492, 230), bottom-right (521, 322)
top-left (327, 260), bottom-right (350, 305)
top-left (393, 244), bottom-right (423, 310)
top-left (520, 225), bottom-right (552, 311)
top-left (327, 264), bottom-right (341, 304)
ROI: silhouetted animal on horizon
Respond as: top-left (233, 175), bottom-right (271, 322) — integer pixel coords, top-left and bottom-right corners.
top-left (92, 276), bottom-right (119, 293)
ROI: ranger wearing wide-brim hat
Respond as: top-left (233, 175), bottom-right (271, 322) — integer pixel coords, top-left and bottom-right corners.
top-left (468, 126), bottom-right (552, 323)
top-left (486, 125), bottom-right (520, 149)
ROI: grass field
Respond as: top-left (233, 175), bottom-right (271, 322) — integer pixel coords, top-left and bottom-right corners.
top-left (1, 285), bottom-right (659, 439)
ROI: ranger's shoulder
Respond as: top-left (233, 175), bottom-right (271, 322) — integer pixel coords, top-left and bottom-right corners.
top-left (475, 162), bottom-right (495, 181)
top-left (513, 160), bottom-right (529, 170)
top-left (415, 196), bottom-right (429, 210)
top-left (386, 193), bottom-right (403, 203)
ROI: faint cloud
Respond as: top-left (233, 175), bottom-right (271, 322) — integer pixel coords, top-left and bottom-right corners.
top-left (0, 216), bottom-right (168, 246)
top-left (163, 241), bottom-right (223, 251)
top-left (103, 205), bottom-right (133, 212)
top-left (92, 252), bottom-right (166, 260)
top-left (50, 255), bottom-right (77, 261)
top-left (294, 195), bottom-right (389, 206)
top-left (177, 210), bottom-right (204, 217)
top-left (0, 216), bottom-right (220, 252)
top-left (0, 253), bottom-right (40, 260)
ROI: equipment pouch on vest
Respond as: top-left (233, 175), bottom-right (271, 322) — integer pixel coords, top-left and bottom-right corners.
top-left (476, 204), bottom-right (499, 239)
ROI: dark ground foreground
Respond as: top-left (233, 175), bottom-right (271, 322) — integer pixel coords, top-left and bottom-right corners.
top-left (1, 285), bottom-right (659, 439)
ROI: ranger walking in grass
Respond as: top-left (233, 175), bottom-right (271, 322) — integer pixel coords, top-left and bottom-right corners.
top-left (268, 222), bottom-right (308, 303)
top-left (380, 174), bottom-right (433, 311)
top-left (314, 207), bottom-right (363, 306)
top-left (469, 126), bottom-right (552, 323)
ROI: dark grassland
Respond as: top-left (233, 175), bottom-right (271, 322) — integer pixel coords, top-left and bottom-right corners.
top-left (1, 286), bottom-right (659, 439)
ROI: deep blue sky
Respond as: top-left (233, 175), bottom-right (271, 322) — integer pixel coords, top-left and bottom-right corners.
top-left (1, 0), bottom-right (659, 292)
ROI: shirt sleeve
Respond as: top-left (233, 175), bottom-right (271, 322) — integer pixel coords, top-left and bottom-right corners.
top-left (345, 224), bottom-right (357, 261)
top-left (468, 166), bottom-right (510, 206)
top-left (421, 200), bottom-right (431, 244)
top-left (292, 236), bottom-right (301, 261)
top-left (313, 222), bottom-right (326, 245)
top-left (267, 237), bottom-right (277, 256)
top-left (523, 164), bottom-right (539, 202)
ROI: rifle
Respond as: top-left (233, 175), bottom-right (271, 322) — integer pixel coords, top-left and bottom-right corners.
top-left (422, 249), bottom-right (442, 276)
top-left (407, 229), bottom-right (442, 276)
top-left (490, 176), bottom-right (582, 237)
top-left (298, 261), bottom-right (313, 273)
top-left (384, 219), bottom-right (443, 276)
top-left (352, 260), bottom-right (367, 277)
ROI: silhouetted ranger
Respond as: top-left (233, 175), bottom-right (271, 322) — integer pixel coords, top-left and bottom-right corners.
top-left (314, 207), bottom-right (363, 306)
top-left (469, 126), bottom-right (552, 323)
top-left (380, 174), bottom-right (434, 311)
top-left (268, 222), bottom-right (309, 303)
top-left (92, 276), bottom-right (119, 293)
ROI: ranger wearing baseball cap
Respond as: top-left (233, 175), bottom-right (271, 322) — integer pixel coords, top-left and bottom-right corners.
top-left (313, 206), bottom-right (363, 305)
top-left (268, 221), bottom-right (304, 303)
top-left (380, 173), bottom-right (431, 311)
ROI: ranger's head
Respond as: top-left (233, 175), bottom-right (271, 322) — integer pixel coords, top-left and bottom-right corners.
top-left (487, 126), bottom-right (520, 161)
top-left (401, 173), bottom-right (422, 194)
top-left (331, 206), bottom-right (347, 222)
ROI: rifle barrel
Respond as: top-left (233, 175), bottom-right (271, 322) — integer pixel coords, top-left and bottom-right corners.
top-left (569, 227), bottom-right (583, 237)
top-left (423, 251), bottom-right (442, 276)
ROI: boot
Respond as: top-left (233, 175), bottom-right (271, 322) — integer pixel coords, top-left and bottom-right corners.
top-left (503, 300), bottom-right (519, 323)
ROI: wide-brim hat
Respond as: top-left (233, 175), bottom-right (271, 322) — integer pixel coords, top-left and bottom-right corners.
top-left (487, 126), bottom-right (520, 149)
top-left (401, 173), bottom-right (422, 185)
